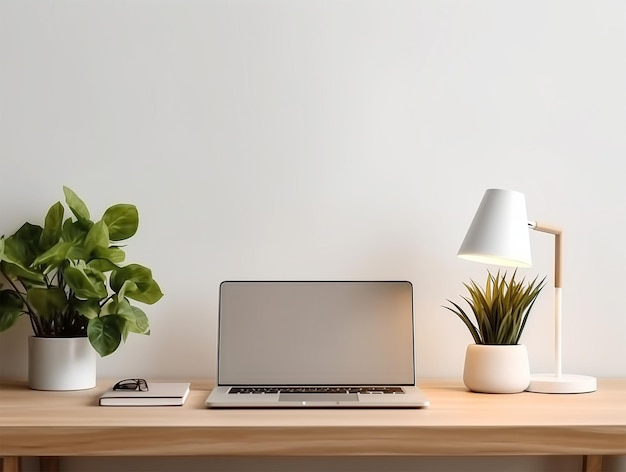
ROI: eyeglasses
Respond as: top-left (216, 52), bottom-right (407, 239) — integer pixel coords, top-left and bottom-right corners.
top-left (113, 378), bottom-right (149, 392)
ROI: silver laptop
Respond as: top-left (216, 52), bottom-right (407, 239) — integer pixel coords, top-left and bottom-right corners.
top-left (206, 281), bottom-right (429, 408)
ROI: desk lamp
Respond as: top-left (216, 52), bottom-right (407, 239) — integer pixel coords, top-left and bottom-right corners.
top-left (457, 188), bottom-right (597, 393)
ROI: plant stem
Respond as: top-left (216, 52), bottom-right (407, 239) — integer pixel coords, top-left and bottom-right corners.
top-left (0, 268), bottom-right (43, 335)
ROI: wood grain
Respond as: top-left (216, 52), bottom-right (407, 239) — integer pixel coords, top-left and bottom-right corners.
top-left (1, 379), bottom-right (625, 458)
top-left (0, 458), bottom-right (18, 472)
top-left (583, 455), bottom-right (603, 472)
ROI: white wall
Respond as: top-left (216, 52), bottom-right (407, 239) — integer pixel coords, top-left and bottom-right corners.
top-left (1, 1), bottom-right (625, 471)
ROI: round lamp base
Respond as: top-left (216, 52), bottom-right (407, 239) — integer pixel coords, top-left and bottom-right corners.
top-left (526, 374), bottom-right (597, 394)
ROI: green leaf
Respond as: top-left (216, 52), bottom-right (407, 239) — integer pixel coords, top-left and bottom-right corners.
top-left (87, 315), bottom-right (123, 357)
top-left (92, 246), bottom-right (125, 265)
top-left (26, 287), bottom-right (68, 318)
top-left (127, 305), bottom-right (149, 334)
top-left (84, 220), bottom-right (110, 253)
top-left (0, 262), bottom-right (44, 285)
top-left (100, 297), bottom-right (131, 316)
top-left (0, 291), bottom-right (24, 331)
top-left (39, 201), bottom-right (64, 250)
top-left (86, 254), bottom-right (121, 274)
top-left (103, 204), bottom-right (139, 241)
top-left (443, 301), bottom-right (482, 344)
top-left (106, 300), bottom-right (150, 337)
top-left (63, 186), bottom-right (91, 226)
top-left (110, 264), bottom-right (163, 304)
top-left (0, 237), bottom-right (45, 284)
top-left (63, 265), bottom-right (108, 299)
top-left (73, 298), bottom-right (102, 319)
top-left (3, 223), bottom-right (43, 266)
top-left (61, 218), bottom-right (87, 243)
top-left (32, 241), bottom-right (73, 269)
top-left (66, 244), bottom-right (91, 261)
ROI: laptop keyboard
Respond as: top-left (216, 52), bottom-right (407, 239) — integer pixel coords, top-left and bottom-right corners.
top-left (228, 386), bottom-right (404, 394)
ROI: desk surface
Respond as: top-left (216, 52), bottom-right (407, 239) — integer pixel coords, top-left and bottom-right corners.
top-left (1, 378), bottom-right (625, 457)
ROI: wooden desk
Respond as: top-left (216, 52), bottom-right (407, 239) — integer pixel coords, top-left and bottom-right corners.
top-left (1, 379), bottom-right (625, 472)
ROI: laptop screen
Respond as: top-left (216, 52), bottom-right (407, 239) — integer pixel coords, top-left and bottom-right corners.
top-left (217, 281), bottom-right (415, 386)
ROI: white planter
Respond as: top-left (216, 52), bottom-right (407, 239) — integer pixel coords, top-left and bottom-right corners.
top-left (463, 344), bottom-right (530, 394)
top-left (28, 336), bottom-right (96, 391)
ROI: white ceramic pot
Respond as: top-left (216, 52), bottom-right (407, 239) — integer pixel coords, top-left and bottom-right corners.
top-left (28, 336), bottom-right (97, 391)
top-left (463, 344), bottom-right (530, 394)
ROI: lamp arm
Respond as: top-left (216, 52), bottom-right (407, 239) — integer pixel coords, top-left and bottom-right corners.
top-left (528, 220), bottom-right (563, 378)
top-left (528, 221), bottom-right (562, 288)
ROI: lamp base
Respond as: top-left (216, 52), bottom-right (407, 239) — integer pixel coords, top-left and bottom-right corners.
top-left (526, 373), bottom-right (597, 394)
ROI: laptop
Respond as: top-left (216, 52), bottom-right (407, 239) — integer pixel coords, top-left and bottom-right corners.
top-left (205, 281), bottom-right (429, 408)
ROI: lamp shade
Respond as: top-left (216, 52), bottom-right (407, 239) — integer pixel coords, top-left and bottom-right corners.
top-left (457, 189), bottom-right (532, 267)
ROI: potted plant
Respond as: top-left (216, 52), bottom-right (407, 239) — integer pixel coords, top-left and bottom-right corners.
top-left (0, 186), bottom-right (163, 390)
top-left (443, 270), bottom-right (545, 393)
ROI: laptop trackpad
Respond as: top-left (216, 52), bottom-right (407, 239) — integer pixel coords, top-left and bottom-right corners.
top-left (279, 393), bottom-right (358, 402)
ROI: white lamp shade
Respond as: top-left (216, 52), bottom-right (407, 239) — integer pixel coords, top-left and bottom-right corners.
top-left (458, 189), bottom-right (532, 267)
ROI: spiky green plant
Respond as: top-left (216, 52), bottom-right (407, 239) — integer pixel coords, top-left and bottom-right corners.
top-left (443, 270), bottom-right (546, 345)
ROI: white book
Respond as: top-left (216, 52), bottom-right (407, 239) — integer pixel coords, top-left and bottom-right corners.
top-left (99, 382), bottom-right (191, 406)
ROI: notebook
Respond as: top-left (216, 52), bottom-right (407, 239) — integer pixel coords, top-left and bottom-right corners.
top-left (205, 281), bottom-right (429, 408)
top-left (99, 382), bottom-right (190, 406)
